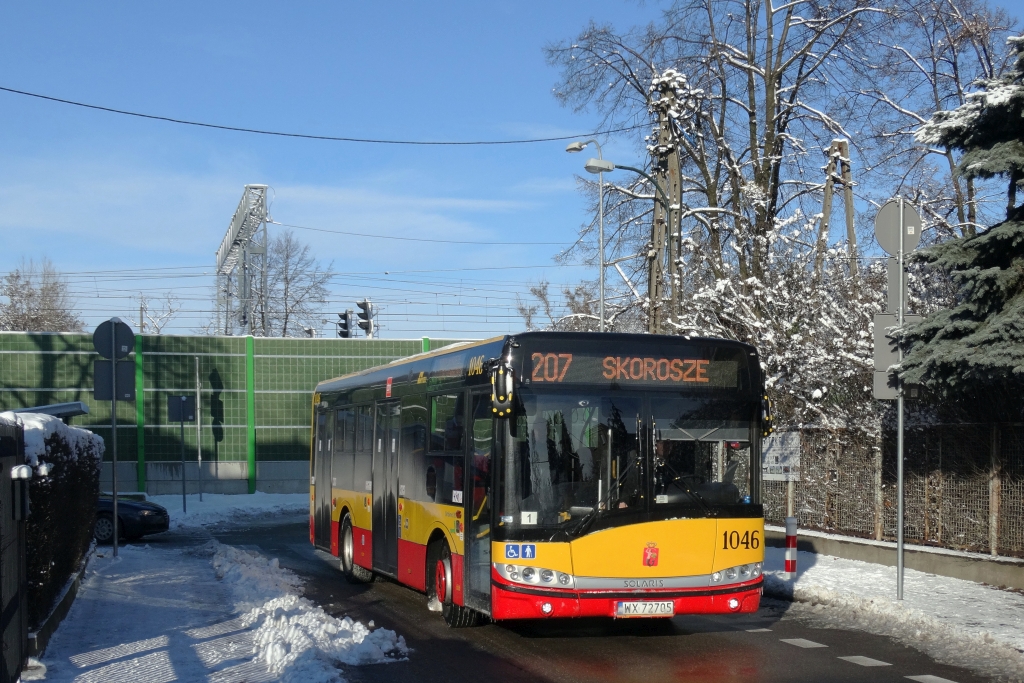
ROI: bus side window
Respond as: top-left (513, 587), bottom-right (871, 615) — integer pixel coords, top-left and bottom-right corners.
top-left (352, 405), bottom-right (374, 495)
top-left (333, 408), bottom-right (355, 492)
top-left (429, 394), bottom-right (465, 505)
top-left (401, 395), bottom-right (428, 502)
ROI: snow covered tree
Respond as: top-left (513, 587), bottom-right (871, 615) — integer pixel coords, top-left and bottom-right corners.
top-left (901, 35), bottom-right (1024, 406)
top-left (0, 259), bottom-right (83, 332)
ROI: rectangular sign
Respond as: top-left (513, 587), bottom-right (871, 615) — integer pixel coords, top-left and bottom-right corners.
top-left (762, 431), bottom-right (801, 482)
top-left (93, 360), bottom-right (136, 401)
top-left (168, 395), bottom-right (196, 422)
top-left (526, 352), bottom-right (740, 388)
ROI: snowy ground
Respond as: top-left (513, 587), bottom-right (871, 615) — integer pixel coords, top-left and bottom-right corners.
top-left (31, 494), bottom-right (406, 683)
top-left (146, 492), bottom-right (310, 530)
top-left (764, 546), bottom-right (1024, 681)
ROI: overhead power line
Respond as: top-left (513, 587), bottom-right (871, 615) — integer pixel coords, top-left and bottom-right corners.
top-left (0, 85), bottom-right (642, 145)
top-left (270, 220), bottom-right (568, 245)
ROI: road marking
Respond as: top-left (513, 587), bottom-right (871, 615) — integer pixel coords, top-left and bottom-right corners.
top-left (839, 656), bottom-right (891, 667)
top-left (780, 638), bottom-right (827, 648)
top-left (906, 677), bottom-right (960, 683)
top-left (746, 628), bottom-right (772, 632)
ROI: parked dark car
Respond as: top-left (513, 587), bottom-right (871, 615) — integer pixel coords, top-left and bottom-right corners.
top-left (95, 495), bottom-right (170, 543)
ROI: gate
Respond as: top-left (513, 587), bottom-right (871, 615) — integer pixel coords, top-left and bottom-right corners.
top-left (0, 420), bottom-right (26, 683)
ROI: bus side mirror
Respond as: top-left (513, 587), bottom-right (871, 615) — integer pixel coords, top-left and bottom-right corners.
top-left (491, 363), bottom-right (514, 417)
top-left (761, 395), bottom-right (774, 437)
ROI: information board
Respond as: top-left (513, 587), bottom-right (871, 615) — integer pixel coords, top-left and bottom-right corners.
top-left (762, 431), bottom-right (801, 482)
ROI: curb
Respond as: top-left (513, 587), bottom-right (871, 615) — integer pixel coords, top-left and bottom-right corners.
top-left (27, 550), bottom-right (92, 657)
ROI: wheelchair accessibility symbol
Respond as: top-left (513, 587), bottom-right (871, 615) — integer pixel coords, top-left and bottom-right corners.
top-left (505, 544), bottom-right (520, 559)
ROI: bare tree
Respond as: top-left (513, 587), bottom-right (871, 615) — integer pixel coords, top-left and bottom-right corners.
top-left (0, 259), bottom-right (83, 332)
top-left (263, 230), bottom-right (334, 337)
top-left (128, 294), bottom-right (181, 334)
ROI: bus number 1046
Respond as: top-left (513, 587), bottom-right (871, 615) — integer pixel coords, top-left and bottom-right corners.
top-left (722, 530), bottom-right (760, 550)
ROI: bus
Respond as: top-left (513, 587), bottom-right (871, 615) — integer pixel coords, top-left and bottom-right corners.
top-left (310, 332), bottom-right (770, 627)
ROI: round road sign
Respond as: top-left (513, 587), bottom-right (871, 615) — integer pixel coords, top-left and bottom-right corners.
top-left (93, 318), bottom-right (136, 359)
top-left (875, 199), bottom-right (922, 256)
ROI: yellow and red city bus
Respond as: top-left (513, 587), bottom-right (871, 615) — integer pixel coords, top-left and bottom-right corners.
top-left (310, 332), bottom-right (769, 627)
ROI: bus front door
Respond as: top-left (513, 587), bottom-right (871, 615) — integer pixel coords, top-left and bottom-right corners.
top-left (372, 401), bottom-right (401, 575)
top-left (313, 411), bottom-right (333, 550)
top-left (463, 393), bottom-right (493, 613)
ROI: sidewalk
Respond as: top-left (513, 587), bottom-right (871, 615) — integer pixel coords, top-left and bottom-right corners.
top-left (31, 494), bottom-right (407, 683)
top-left (763, 546), bottom-right (1024, 681)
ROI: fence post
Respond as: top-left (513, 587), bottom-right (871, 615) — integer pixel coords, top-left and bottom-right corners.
top-left (246, 336), bottom-right (256, 495)
top-left (990, 423), bottom-right (1001, 557)
top-left (874, 444), bottom-right (883, 540)
top-left (135, 334), bottom-right (146, 493)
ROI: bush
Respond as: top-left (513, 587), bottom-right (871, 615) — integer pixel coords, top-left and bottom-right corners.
top-left (13, 413), bottom-right (103, 629)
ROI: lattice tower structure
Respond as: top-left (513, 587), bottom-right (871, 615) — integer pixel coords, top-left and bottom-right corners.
top-left (216, 185), bottom-right (269, 335)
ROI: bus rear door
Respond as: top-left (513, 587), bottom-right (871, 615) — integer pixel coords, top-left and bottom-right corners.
top-left (313, 411), bottom-right (333, 549)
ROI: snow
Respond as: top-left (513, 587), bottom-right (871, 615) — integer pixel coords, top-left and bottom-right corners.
top-left (0, 411), bottom-right (104, 467)
top-left (764, 546), bottom-right (1024, 681)
top-left (145, 492), bottom-right (310, 530)
top-left (37, 498), bottom-right (406, 682)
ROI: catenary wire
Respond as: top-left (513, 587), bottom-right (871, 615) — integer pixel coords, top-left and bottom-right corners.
top-left (0, 85), bottom-right (643, 145)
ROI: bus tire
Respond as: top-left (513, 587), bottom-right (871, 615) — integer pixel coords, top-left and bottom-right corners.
top-left (429, 539), bottom-right (478, 628)
top-left (340, 513), bottom-right (374, 584)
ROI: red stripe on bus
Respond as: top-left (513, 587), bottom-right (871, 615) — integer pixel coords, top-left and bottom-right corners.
top-left (353, 526), bottom-right (373, 570)
top-left (397, 539), bottom-right (427, 591)
top-left (330, 519), bottom-right (340, 557)
top-left (452, 552), bottom-right (465, 606)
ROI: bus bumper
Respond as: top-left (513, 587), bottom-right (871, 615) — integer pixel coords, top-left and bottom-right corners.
top-left (490, 577), bottom-right (763, 621)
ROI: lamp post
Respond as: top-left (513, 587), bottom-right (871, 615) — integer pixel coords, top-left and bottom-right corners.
top-left (567, 140), bottom-right (607, 332)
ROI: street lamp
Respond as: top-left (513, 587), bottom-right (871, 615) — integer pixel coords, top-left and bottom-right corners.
top-left (567, 139), bottom-right (607, 332)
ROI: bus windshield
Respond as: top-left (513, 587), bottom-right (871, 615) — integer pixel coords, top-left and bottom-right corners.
top-left (500, 389), bottom-right (756, 536)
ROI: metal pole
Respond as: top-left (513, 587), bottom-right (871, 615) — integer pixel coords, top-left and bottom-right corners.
top-left (110, 318), bottom-right (118, 557)
top-left (897, 197), bottom-right (906, 600)
top-left (196, 356), bottom-right (203, 503)
top-left (599, 167), bottom-right (605, 333)
top-left (180, 401), bottom-right (187, 514)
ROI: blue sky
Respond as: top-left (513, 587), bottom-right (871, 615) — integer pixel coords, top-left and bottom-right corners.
top-left (1, 1), bottom-right (1020, 338)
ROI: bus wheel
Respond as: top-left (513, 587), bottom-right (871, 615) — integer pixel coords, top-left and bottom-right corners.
top-left (430, 540), bottom-right (478, 628)
top-left (340, 513), bottom-right (373, 584)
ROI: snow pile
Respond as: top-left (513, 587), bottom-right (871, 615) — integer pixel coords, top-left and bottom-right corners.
top-left (245, 596), bottom-right (408, 682)
top-left (210, 541), bottom-right (407, 681)
top-left (0, 410), bottom-right (104, 466)
top-left (148, 492), bottom-right (309, 530)
top-left (764, 547), bottom-right (1024, 681)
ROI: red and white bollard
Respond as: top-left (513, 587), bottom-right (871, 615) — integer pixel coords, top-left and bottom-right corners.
top-left (784, 516), bottom-right (798, 579)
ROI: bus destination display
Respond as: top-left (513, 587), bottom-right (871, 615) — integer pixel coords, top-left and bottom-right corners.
top-left (526, 352), bottom-right (740, 388)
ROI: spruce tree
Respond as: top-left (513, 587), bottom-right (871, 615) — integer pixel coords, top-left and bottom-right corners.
top-left (901, 35), bottom-right (1024, 406)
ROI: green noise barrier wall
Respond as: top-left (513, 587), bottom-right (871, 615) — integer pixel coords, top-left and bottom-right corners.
top-left (0, 333), bottom-right (465, 494)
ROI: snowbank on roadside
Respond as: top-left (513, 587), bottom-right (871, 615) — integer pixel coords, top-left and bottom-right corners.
top-left (764, 547), bottom-right (1024, 681)
top-left (148, 492), bottom-right (309, 530)
top-left (209, 541), bottom-right (408, 682)
top-left (0, 410), bottom-right (104, 466)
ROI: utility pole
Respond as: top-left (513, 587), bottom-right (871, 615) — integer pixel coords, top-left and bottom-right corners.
top-left (649, 80), bottom-right (681, 334)
top-left (139, 301), bottom-right (145, 334)
top-left (815, 139), bottom-right (857, 281)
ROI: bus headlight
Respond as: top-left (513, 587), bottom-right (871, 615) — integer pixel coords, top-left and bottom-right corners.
top-left (495, 564), bottom-right (575, 589)
top-left (751, 563), bottom-right (762, 577)
top-left (725, 567), bottom-right (737, 580)
top-left (712, 571), bottom-right (722, 583)
top-left (540, 569), bottom-right (554, 583)
top-left (522, 567), bottom-right (536, 582)
top-left (558, 573), bottom-right (571, 586)
top-left (739, 564), bottom-right (750, 577)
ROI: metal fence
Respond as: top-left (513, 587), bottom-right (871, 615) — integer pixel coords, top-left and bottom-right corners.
top-left (0, 333), bottom-right (464, 494)
top-left (763, 424), bottom-right (1024, 559)
top-left (0, 418), bottom-right (26, 683)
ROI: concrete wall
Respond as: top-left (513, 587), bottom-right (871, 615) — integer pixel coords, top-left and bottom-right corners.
top-left (765, 527), bottom-right (1024, 591)
top-left (100, 460), bottom-right (308, 495)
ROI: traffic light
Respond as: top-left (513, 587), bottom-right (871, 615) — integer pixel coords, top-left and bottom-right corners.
top-left (356, 300), bottom-right (374, 338)
top-left (337, 310), bottom-right (353, 338)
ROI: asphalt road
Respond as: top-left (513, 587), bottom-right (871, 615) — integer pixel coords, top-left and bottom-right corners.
top-left (153, 514), bottom-right (994, 683)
